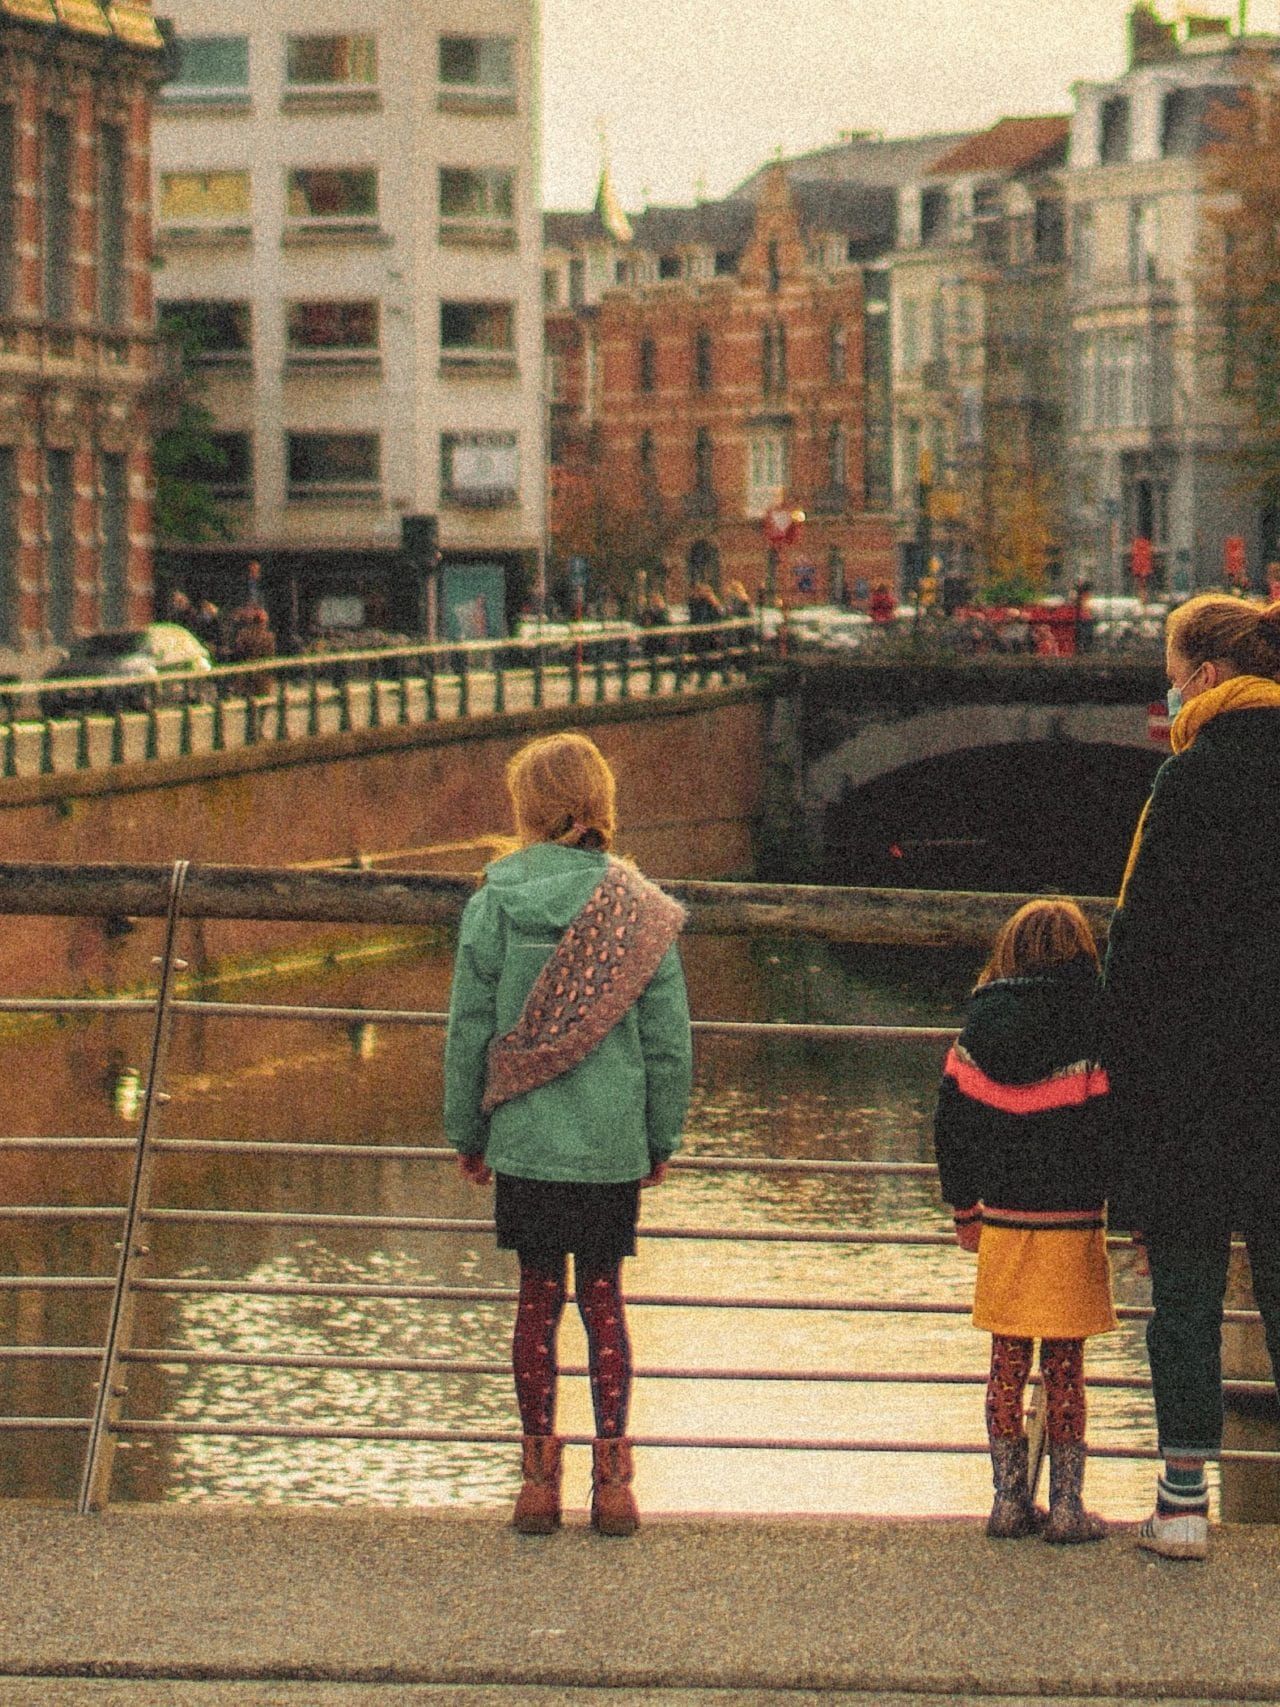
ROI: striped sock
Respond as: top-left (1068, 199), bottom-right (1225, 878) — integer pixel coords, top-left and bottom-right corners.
top-left (1157, 1469), bottom-right (1208, 1517)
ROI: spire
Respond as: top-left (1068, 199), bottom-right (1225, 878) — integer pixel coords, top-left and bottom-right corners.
top-left (593, 161), bottom-right (633, 244)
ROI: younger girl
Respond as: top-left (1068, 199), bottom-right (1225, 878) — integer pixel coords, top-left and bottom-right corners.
top-left (934, 898), bottom-right (1115, 1544)
top-left (444, 732), bottom-right (692, 1535)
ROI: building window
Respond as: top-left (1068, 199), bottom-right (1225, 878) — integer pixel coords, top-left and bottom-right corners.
top-left (1034, 196), bottom-right (1065, 265)
top-left (0, 106), bottom-right (14, 313)
top-left (639, 335), bottom-right (656, 392)
top-left (158, 298), bottom-right (252, 361)
top-left (694, 328), bottom-right (712, 392)
top-left (46, 449), bottom-right (74, 645)
top-left (1128, 198), bottom-right (1159, 284)
top-left (286, 34), bottom-right (377, 87)
top-left (761, 322), bottom-right (786, 395)
top-left (441, 431), bottom-right (518, 507)
top-left (1071, 204), bottom-right (1094, 282)
top-left (1098, 95), bottom-right (1130, 164)
top-left (829, 321), bottom-right (848, 384)
top-left (658, 252), bottom-right (681, 280)
top-left (543, 267), bottom-right (559, 306)
top-left (286, 432), bottom-right (380, 501)
top-left (43, 111), bottom-right (72, 321)
top-left (166, 34), bottom-right (249, 98)
top-left (0, 447), bottom-right (15, 645)
top-left (568, 257), bottom-right (584, 306)
top-left (959, 385), bottom-right (983, 448)
top-left (614, 258), bottom-right (628, 286)
top-left (98, 123), bottom-right (125, 325)
top-left (286, 300), bottom-right (378, 358)
top-left (714, 249), bottom-right (736, 276)
top-left (694, 426), bottom-right (714, 494)
top-left (439, 35), bottom-right (515, 91)
top-left (208, 432), bottom-right (252, 499)
top-left (920, 186), bottom-right (950, 246)
top-left (98, 453), bottom-right (127, 630)
top-left (767, 239), bottom-right (781, 293)
top-left (638, 428), bottom-right (655, 484)
top-left (438, 166), bottom-right (515, 242)
top-left (826, 421), bottom-right (848, 491)
top-left (286, 167), bottom-right (377, 228)
top-left (440, 300), bottom-right (515, 364)
top-left (158, 169), bottom-right (251, 230)
top-left (747, 433), bottom-right (788, 515)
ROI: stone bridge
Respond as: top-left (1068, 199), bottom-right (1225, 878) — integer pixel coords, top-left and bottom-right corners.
top-left (790, 657), bottom-right (1167, 891)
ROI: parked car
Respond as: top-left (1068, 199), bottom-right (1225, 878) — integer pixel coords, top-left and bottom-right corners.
top-left (42, 624), bottom-right (214, 713)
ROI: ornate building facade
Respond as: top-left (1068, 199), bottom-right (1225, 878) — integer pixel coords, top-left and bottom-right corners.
top-left (0, 0), bottom-right (164, 669)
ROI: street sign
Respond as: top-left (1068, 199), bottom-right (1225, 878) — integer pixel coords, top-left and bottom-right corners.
top-left (1131, 537), bottom-right (1153, 580)
top-left (569, 555), bottom-right (588, 590)
top-left (1224, 535), bottom-right (1247, 585)
top-left (1148, 701), bottom-right (1172, 746)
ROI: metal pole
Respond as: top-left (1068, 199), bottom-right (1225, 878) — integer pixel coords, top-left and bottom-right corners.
top-left (77, 859), bottom-right (189, 1514)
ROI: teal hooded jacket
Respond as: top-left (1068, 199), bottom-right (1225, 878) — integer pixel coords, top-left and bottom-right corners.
top-left (443, 842), bottom-right (693, 1182)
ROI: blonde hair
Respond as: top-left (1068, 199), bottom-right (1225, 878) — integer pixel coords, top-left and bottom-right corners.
top-left (977, 898), bottom-right (1099, 987)
top-left (1167, 594), bottom-right (1280, 680)
top-left (506, 731), bottom-right (616, 851)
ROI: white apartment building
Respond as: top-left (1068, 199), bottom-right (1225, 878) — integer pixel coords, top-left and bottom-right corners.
top-left (152, 0), bottom-right (543, 641)
top-left (1065, 17), bottom-right (1280, 596)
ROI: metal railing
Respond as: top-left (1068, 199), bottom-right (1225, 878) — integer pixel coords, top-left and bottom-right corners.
top-left (0, 862), bottom-right (1273, 1514)
top-left (0, 620), bottom-right (762, 780)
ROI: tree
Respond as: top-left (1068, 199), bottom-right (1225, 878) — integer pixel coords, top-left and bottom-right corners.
top-left (1199, 60), bottom-right (1280, 496)
top-left (549, 458), bottom-right (681, 614)
top-left (150, 305), bottom-right (234, 543)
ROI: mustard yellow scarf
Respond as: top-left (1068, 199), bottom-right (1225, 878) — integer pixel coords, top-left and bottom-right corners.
top-left (1117, 675), bottom-right (1280, 904)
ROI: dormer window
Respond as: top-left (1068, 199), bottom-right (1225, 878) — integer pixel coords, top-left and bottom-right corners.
top-left (1099, 95), bottom-right (1131, 164)
top-left (658, 252), bottom-right (681, 280)
top-left (920, 187), bottom-right (949, 247)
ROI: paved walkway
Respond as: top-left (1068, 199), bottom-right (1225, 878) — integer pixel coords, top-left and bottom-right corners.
top-left (1, 1504), bottom-right (1278, 1703)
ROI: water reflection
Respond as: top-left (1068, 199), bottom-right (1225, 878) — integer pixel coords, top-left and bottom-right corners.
top-left (0, 928), bottom-right (1159, 1517)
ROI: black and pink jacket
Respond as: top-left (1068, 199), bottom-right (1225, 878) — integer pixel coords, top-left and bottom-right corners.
top-left (933, 957), bottom-right (1111, 1232)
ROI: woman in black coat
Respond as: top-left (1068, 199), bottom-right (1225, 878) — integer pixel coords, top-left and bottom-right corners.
top-left (1103, 592), bottom-right (1280, 1560)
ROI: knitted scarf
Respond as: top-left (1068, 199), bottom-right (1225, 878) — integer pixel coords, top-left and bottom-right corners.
top-left (481, 860), bottom-right (686, 1114)
top-left (1118, 674), bottom-right (1280, 905)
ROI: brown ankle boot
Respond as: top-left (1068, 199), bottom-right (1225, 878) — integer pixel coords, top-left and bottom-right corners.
top-left (512, 1435), bottom-right (562, 1534)
top-left (986, 1437), bottom-right (1045, 1538)
top-left (1043, 1441), bottom-right (1107, 1544)
top-left (590, 1437), bottom-right (638, 1536)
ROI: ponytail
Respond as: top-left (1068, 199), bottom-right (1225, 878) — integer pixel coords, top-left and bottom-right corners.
top-left (1167, 594), bottom-right (1280, 680)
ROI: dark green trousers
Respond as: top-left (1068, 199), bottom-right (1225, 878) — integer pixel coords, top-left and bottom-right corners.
top-left (1145, 1223), bottom-right (1280, 1459)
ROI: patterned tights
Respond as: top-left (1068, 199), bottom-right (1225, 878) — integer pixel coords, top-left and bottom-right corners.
top-left (985, 1334), bottom-right (1087, 1445)
top-left (512, 1256), bottom-right (632, 1438)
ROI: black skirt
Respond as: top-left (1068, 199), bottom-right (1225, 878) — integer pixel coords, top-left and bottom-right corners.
top-left (494, 1173), bottom-right (641, 1271)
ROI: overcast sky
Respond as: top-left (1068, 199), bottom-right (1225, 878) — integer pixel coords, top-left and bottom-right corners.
top-left (540, 0), bottom-right (1269, 210)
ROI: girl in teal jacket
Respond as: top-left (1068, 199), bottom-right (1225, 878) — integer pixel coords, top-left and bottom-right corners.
top-left (444, 731), bottom-right (692, 1536)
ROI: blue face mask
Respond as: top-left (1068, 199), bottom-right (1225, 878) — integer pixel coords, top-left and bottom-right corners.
top-left (1166, 662), bottom-right (1206, 719)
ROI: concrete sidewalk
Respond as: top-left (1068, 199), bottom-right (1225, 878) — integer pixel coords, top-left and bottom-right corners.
top-left (0, 1504), bottom-right (1277, 1701)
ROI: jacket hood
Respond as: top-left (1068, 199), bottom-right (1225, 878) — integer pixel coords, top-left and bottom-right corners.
top-left (962, 958), bottom-right (1101, 1085)
top-left (481, 842), bottom-right (612, 933)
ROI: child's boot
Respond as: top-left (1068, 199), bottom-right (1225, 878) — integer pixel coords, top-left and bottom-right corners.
top-left (590, 1437), bottom-right (638, 1536)
top-left (986, 1437), bottom-right (1044, 1538)
top-left (1043, 1441), bottom-right (1107, 1543)
top-left (512, 1434), bottom-right (562, 1534)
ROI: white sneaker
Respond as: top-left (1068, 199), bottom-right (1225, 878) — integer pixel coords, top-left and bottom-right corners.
top-left (1137, 1507), bottom-right (1208, 1561)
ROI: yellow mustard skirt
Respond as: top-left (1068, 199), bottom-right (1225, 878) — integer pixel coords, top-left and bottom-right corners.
top-left (973, 1224), bottom-right (1116, 1340)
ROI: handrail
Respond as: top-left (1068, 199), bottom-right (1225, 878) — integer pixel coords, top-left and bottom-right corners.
top-left (0, 863), bottom-right (1270, 1514)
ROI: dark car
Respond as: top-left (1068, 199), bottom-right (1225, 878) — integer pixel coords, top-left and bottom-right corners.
top-left (41, 624), bottom-right (214, 714)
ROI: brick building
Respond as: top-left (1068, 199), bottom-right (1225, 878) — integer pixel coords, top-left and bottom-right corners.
top-left (0, 0), bottom-right (165, 671)
top-left (545, 162), bottom-right (902, 610)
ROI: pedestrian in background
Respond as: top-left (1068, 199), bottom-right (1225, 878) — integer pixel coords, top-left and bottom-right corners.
top-left (1103, 592), bottom-right (1280, 1561)
top-left (935, 898), bottom-right (1114, 1544)
top-left (444, 732), bottom-right (692, 1536)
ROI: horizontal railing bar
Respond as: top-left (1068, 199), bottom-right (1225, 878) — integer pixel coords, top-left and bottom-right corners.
top-left (118, 1276), bottom-right (1258, 1324)
top-left (108, 1419), bottom-right (1271, 1462)
top-left (0, 1346), bottom-right (100, 1360)
top-left (0, 998), bottom-right (155, 1015)
top-left (0, 1418), bottom-right (91, 1431)
top-left (0, 1277), bottom-right (113, 1291)
top-left (105, 1347), bottom-right (1270, 1396)
top-left (0, 861), bottom-right (1115, 950)
top-left (0, 1206), bottom-right (121, 1221)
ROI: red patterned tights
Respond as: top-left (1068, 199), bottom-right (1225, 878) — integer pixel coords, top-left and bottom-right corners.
top-left (513, 1257), bottom-right (632, 1438)
top-left (985, 1334), bottom-right (1087, 1445)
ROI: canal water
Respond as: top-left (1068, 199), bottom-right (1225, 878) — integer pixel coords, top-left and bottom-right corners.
top-left (0, 926), bottom-right (1159, 1519)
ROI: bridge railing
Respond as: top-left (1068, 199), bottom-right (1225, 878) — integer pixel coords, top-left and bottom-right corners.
top-left (0, 620), bottom-right (763, 781)
top-left (0, 862), bottom-right (1272, 1515)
